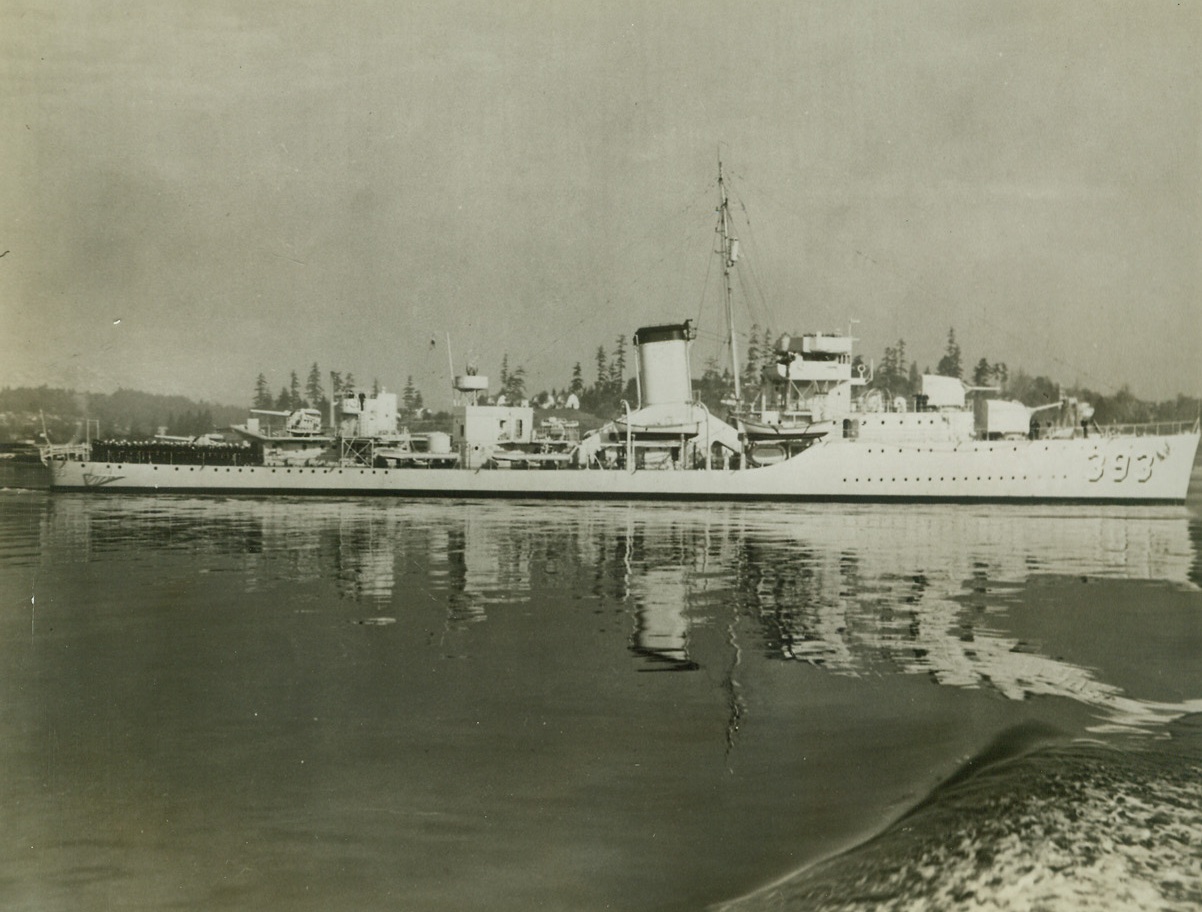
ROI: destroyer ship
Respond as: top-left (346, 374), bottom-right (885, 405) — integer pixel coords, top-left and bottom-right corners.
top-left (46, 317), bottom-right (1199, 503)
top-left (46, 164), bottom-right (1200, 503)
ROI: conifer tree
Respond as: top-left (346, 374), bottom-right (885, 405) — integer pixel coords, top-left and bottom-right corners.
top-left (610, 335), bottom-right (627, 389)
top-left (253, 373), bottom-right (272, 408)
top-left (402, 375), bottom-right (417, 413)
top-left (305, 363), bottom-right (323, 408)
top-left (744, 323), bottom-right (762, 390)
top-left (972, 358), bottom-right (992, 386)
top-left (502, 364), bottom-right (526, 402)
top-left (878, 339), bottom-right (909, 392)
top-left (936, 328), bottom-right (963, 379)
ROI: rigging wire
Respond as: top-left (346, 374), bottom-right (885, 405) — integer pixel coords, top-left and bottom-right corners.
top-left (727, 172), bottom-right (844, 331)
top-left (513, 182), bottom-right (718, 380)
top-left (692, 227), bottom-right (717, 331)
top-left (471, 158), bottom-right (1125, 400)
top-left (734, 243), bottom-right (775, 332)
top-left (843, 246), bottom-right (1116, 392)
top-left (727, 167), bottom-right (1124, 394)
top-left (726, 185), bottom-right (784, 332)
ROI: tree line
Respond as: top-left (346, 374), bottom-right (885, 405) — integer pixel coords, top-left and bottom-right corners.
top-left (252, 364), bottom-right (426, 419)
top-left (306, 325), bottom-right (1198, 429)
top-left (3, 326), bottom-right (1196, 444)
top-left (869, 328), bottom-right (1010, 394)
top-left (491, 335), bottom-right (637, 416)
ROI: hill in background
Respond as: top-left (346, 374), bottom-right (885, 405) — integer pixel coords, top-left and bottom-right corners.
top-left (0, 386), bottom-right (246, 444)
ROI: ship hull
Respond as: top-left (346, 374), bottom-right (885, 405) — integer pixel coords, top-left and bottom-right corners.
top-left (48, 430), bottom-right (1200, 504)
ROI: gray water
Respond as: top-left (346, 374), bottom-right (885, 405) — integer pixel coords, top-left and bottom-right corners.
top-left (1, 472), bottom-right (1201, 910)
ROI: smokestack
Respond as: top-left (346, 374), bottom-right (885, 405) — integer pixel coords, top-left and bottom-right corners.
top-left (632, 321), bottom-right (694, 409)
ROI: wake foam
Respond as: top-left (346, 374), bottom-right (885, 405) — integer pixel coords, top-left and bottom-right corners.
top-left (717, 722), bottom-right (1202, 911)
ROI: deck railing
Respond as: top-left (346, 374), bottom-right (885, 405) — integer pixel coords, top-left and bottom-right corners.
top-left (38, 442), bottom-right (91, 465)
top-left (1097, 418), bottom-right (1200, 438)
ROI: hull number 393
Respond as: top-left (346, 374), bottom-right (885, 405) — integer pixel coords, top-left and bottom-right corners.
top-left (1086, 446), bottom-right (1165, 483)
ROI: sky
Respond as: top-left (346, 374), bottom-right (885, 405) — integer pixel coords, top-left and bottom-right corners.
top-left (2, 1), bottom-right (1199, 409)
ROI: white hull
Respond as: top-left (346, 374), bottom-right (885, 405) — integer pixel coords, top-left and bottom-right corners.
top-left (49, 430), bottom-right (1200, 503)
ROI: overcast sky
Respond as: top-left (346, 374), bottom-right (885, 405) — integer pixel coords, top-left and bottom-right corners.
top-left (2, 1), bottom-right (1199, 408)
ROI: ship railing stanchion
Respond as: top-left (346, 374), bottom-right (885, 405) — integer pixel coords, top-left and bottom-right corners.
top-left (697, 401), bottom-right (712, 471)
top-left (621, 400), bottom-right (634, 473)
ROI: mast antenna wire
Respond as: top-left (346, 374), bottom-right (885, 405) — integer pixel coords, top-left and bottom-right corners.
top-left (735, 250), bottom-right (773, 333)
top-left (692, 231), bottom-right (717, 329)
top-left (513, 183), bottom-right (716, 377)
top-left (845, 246), bottom-right (1117, 394)
top-left (732, 168), bottom-right (1123, 394)
top-left (726, 184), bottom-right (783, 332)
top-left (725, 173), bottom-right (843, 331)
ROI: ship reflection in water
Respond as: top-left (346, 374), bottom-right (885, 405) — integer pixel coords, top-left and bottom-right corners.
top-left (5, 493), bottom-right (1202, 910)
top-left (32, 497), bottom-right (1199, 735)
